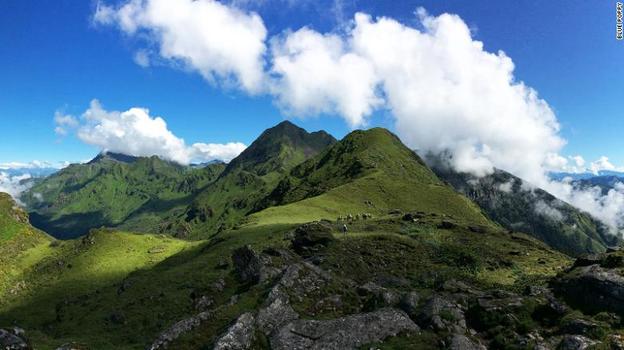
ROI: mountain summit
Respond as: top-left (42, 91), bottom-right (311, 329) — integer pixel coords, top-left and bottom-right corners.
top-left (224, 120), bottom-right (336, 176)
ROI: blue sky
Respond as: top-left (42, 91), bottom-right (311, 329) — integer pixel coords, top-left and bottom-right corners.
top-left (0, 0), bottom-right (622, 170)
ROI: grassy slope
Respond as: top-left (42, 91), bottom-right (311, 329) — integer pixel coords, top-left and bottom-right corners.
top-left (0, 193), bottom-right (52, 298)
top-left (250, 128), bottom-right (490, 227)
top-left (0, 216), bottom-right (570, 350)
top-left (22, 154), bottom-right (225, 238)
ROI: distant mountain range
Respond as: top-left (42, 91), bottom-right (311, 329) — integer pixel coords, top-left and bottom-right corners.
top-left (549, 170), bottom-right (624, 181)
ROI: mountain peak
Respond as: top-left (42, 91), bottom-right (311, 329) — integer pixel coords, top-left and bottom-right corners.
top-left (88, 151), bottom-right (139, 165)
top-left (225, 121), bottom-right (337, 175)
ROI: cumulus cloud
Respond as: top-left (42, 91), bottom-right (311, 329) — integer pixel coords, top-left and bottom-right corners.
top-left (94, 0), bottom-right (267, 93)
top-left (269, 27), bottom-right (381, 127)
top-left (60, 100), bottom-right (246, 164)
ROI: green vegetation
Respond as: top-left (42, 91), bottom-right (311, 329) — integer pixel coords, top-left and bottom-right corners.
top-left (22, 153), bottom-right (225, 238)
top-left (431, 165), bottom-right (618, 256)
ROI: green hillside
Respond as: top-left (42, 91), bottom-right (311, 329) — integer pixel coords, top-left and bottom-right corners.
top-left (0, 202), bottom-right (573, 349)
top-left (0, 193), bottom-right (52, 301)
top-left (22, 153), bottom-right (225, 239)
top-left (251, 128), bottom-right (490, 227)
top-left (430, 163), bottom-right (618, 256)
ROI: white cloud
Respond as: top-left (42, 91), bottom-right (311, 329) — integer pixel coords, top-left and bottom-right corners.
top-left (54, 112), bottom-right (79, 136)
top-left (0, 172), bottom-right (33, 202)
top-left (133, 49), bottom-right (151, 67)
top-left (0, 160), bottom-right (61, 170)
top-left (534, 199), bottom-right (563, 221)
top-left (94, 0), bottom-right (268, 93)
top-left (269, 27), bottom-right (381, 127)
top-left (65, 99), bottom-right (246, 164)
top-left (190, 142), bottom-right (247, 163)
top-left (589, 156), bottom-right (618, 174)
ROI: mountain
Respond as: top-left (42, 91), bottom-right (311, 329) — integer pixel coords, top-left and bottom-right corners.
top-left (178, 121), bottom-right (337, 237)
top-left (22, 152), bottom-right (226, 238)
top-left (430, 162), bottom-right (617, 256)
top-left (252, 127), bottom-right (491, 228)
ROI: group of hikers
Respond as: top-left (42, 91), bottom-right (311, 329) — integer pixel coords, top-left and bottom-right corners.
top-left (336, 212), bottom-right (374, 236)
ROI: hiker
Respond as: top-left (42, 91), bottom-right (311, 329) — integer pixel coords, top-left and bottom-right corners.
top-left (342, 224), bottom-right (348, 236)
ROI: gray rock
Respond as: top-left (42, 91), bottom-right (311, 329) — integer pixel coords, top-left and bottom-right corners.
top-left (231, 245), bottom-right (279, 284)
top-left (270, 308), bottom-right (419, 350)
top-left (147, 311), bottom-right (214, 350)
top-left (554, 264), bottom-right (624, 314)
top-left (416, 295), bottom-right (466, 333)
top-left (560, 319), bottom-right (601, 337)
top-left (398, 291), bottom-right (420, 317)
top-left (557, 335), bottom-right (599, 350)
top-left (256, 286), bottom-right (299, 335)
top-left (0, 328), bottom-right (31, 350)
top-left (214, 313), bottom-right (256, 350)
top-left (358, 282), bottom-right (400, 307)
top-left (291, 222), bottom-right (336, 255)
top-left (448, 334), bottom-right (485, 350)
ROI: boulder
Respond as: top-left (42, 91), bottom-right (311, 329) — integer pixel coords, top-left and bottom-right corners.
top-left (560, 319), bottom-right (602, 338)
top-left (148, 311), bottom-right (214, 350)
top-left (448, 334), bottom-right (486, 350)
top-left (557, 335), bottom-right (599, 350)
top-left (256, 286), bottom-right (299, 335)
top-left (554, 264), bottom-right (624, 314)
top-left (398, 291), bottom-right (420, 317)
top-left (416, 295), bottom-right (466, 333)
top-left (270, 308), bottom-right (419, 350)
top-left (0, 328), bottom-right (31, 350)
top-left (357, 282), bottom-right (400, 308)
top-left (213, 313), bottom-right (256, 350)
top-left (231, 245), bottom-right (279, 284)
top-left (291, 222), bottom-right (336, 255)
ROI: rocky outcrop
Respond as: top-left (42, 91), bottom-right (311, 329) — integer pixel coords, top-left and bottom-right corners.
top-left (0, 328), bottom-right (31, 350)
top-left (291, 222), bottom-right (336, 255)
top-left (557, 335), bottom-right (599, 350)
top-left (231, 245), bottom-right (280, 284)
top-left (554, 255), bottom-right (624, 314)
top-left (416, 295), bottom-right (466, 333)
top-left (213, 313), bottom-right (256, 350)
top-left (270, 308), bottom-right (419, 350)
top-left (147, 311), bottom-right (214, 350)
top-left (448, 334), bottom-right (486, 350)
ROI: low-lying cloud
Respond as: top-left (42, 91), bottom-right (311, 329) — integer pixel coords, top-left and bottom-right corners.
top-left (55, 99), bottom-right (246, 164)
top-left (0, 172), bottom-right (33, 203)
top-left (94, 0), bottom-right (624, 234)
